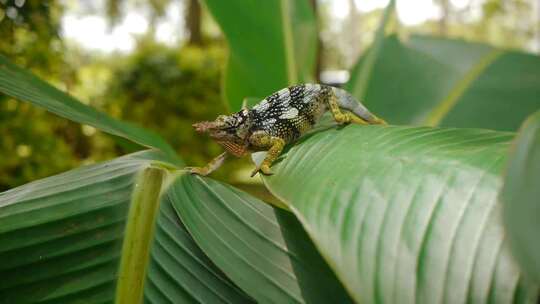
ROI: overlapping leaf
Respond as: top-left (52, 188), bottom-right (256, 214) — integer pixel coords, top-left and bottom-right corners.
top-left (202, 0), bottom-right (317, 110)
top-left (261, 125), bottom-right (538, 303)
top-left (502, 110), bottom-right (540, 284)
top-left (0, 151), bottom-right (251, 303)
top-left (347, 0), bottom-right (395, 101)
top-left (348, 35), bottom-right (540, 131)
top-left (0, 152), bottom-right (155, 302)
top-left (144, 188), bottom-right (253, 303)
top-left (0, 55), bottom-right (179, 161)
top-left (168, 174), bottom-right (352, 303)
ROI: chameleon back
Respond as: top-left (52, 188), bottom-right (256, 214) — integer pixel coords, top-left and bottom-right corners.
top-left (249, 84), bottom-right (331, 143)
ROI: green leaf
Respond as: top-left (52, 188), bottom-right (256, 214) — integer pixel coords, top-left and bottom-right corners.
top-left (202, 0), bottom-right (317, 110)
top-left (288, 0), bottom-right (318, 84)
top-left (502, 110), bottom-right (540, 284)
top-left (347, 35), bottom-right (540, 131)
top-left (347, 0), bottom-right (395, 101)
top-left (144, 183), bottom-right (253, 303)
top-left (261, 125), bottom-right (538, 303)
top-left (0, 55), bottom-right (180, 162)
top-left (0, 151), bottom-right (250, 303)
top-left (168, 174), bottom-right (353, 303)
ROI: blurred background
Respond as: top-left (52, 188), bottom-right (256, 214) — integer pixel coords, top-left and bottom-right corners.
top-left (0, 0), bottom-right (539, 191)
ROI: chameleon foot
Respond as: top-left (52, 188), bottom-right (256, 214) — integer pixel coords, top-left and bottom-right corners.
top-left (186, 167), bottom-right (210, 176)
top-left (250, 164), bottom-right (273, 177)
top-left (185, 152), bottom-right (228, 177)
top-left (333, 113), bottom-right (351, 124)
top-left (342, 113), bottom-right (387, 125)
top-left (335, 113), bottom-right (371, 125)
top-left (371, 116), bottom-right (387, 125)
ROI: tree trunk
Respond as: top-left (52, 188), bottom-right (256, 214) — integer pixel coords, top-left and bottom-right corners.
top-left (186, 0), bottom-right (202, 45)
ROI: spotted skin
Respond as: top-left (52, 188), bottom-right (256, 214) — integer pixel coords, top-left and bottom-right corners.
top-left (250, 84), bottom-right (331, 143)
top-left (190, 83), bottom-right (386, 177)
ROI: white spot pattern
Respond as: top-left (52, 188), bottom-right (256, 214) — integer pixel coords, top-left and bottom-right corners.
top-left (278, 88), bottom-right (291, 107)
top-left (253, 99), bottom-right (270, 112)
top-left (303, 84), bottom-right (321, 103)
top-left (263, 118), bottom-right (277, 126)
top-left (279, 107), bottom-right (299, 119)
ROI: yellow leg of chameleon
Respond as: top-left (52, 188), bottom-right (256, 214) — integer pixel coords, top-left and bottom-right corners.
top-left (327, 95), bottom-right (347, 123)
top-left (188, 152), bottom-right (228, 176)
top-left (250, 136), bottom-right (285, 177)
top-left (327, 96), bottom-right (368, 125)
top-left (370, 116), bottom-right (388, 125)
top-left (347, 114), bottom-right (370, 125)
top-left (327, 95), bottom-right (385, 125)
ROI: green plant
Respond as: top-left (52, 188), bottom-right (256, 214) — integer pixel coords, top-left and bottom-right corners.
top-left (1, 0), bottom-right (540, 303)
top-left (102, 41), bottom-right (244, 179)
top-left (501, 110), bottom-right (540, 285)
top-left (0, 0), bottom-right (90, 191)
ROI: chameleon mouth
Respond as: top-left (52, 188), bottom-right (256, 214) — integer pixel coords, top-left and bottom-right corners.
top-left (193, 121), bottom-right (220, 133)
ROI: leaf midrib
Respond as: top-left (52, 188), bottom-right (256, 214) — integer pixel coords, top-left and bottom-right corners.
top-left (423, 50), bottom-right (503, 126)
top-left (115, 167), bottom-right (165, 304)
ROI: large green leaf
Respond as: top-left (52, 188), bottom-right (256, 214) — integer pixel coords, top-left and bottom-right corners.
top-left (168, 174), bottom-right (353, 303)
top-left (0, 151), bottom-right (250, 303)
top-left (502, 110), bottom-right (540, 284)
top-left (261, 125), bottom-right (538, 303)
top-left (0, 55), bottom-right (179, 162)
top-left (144, 186), bottom-right (253, 303)
top-left (348, 35), bottom-right (540, 131)
top-left (202, 0), bottom-right (317, 110)
top-left (348, 0), bottom-right (395, 101)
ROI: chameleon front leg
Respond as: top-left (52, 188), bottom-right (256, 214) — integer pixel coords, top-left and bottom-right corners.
top-left (249, 131), bottom-right (285, 177)
top-left (327, 95), bottom-right (369, 125)
top-left (188, 152), bottom-right (228, 176)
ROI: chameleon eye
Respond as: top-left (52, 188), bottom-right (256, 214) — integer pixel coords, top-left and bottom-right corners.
top-left (216, 115), bottom-right (228, 123)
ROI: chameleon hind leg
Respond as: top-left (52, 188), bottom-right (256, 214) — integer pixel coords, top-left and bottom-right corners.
top-left (249, 131), bottom-right (285, 177)
top-left (188, 152), bottom-right (228, 176)
top-left (327, 95), bottom-right (370, 125)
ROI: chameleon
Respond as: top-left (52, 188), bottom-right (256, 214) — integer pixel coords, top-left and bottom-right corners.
top-left (190, 83), bottom-right (386, 177)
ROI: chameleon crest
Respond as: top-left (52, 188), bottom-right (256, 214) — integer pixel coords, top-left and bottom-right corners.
top-left (190, 83), bottom-right (386, 177)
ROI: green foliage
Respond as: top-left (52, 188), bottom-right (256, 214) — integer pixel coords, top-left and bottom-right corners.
top-left (0, 99), bottom-right (79, 191)
top-left (145, 178), bottom-right (254, 303)
top-left (0, 151), bottom-right (252, 303)
top-left (202, 0), bottom-right (317, 110)
top-left (502, 110), bottom-right (540, 284)
top-left (349, 0), bottom-right (395, 101)
top-left (0, 0), bottom-right (86, 191)
top-left (347, 35), bottom-right (540, 131)
top-left (0, 0), bottom-right (64, 73)
top-left (0, 149), bottom-right (352, 303)
top-left (0, 53), bottom-right (178, 159)
top-left (260, 125), bottom-right (537, 303)
top-left (0, 28), bottom-right (230, 188)
top-left (0, 151), bottom-right (165, 302)
top-left (102, 41), bottom-right (247, 179)
top-left (1, 0), bottom-right (540, 303)
top-left (170, 174), bottom-right (352, 303)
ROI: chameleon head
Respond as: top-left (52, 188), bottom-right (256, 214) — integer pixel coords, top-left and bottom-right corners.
top-left (192, 110), bottom-right (251, 157)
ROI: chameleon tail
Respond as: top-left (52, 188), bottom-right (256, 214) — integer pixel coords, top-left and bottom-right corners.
top-left (331, 87), bottom-right (386, 125)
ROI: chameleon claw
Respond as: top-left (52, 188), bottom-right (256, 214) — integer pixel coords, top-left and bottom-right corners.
top-left (185, 167), bottom-right (209, 176)
top-left (349, 113), bottom-right (387, 125)
top-left (373, 117), bottom-right (388, 125)
top-left (250, 164), bottom-right (273, 177)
